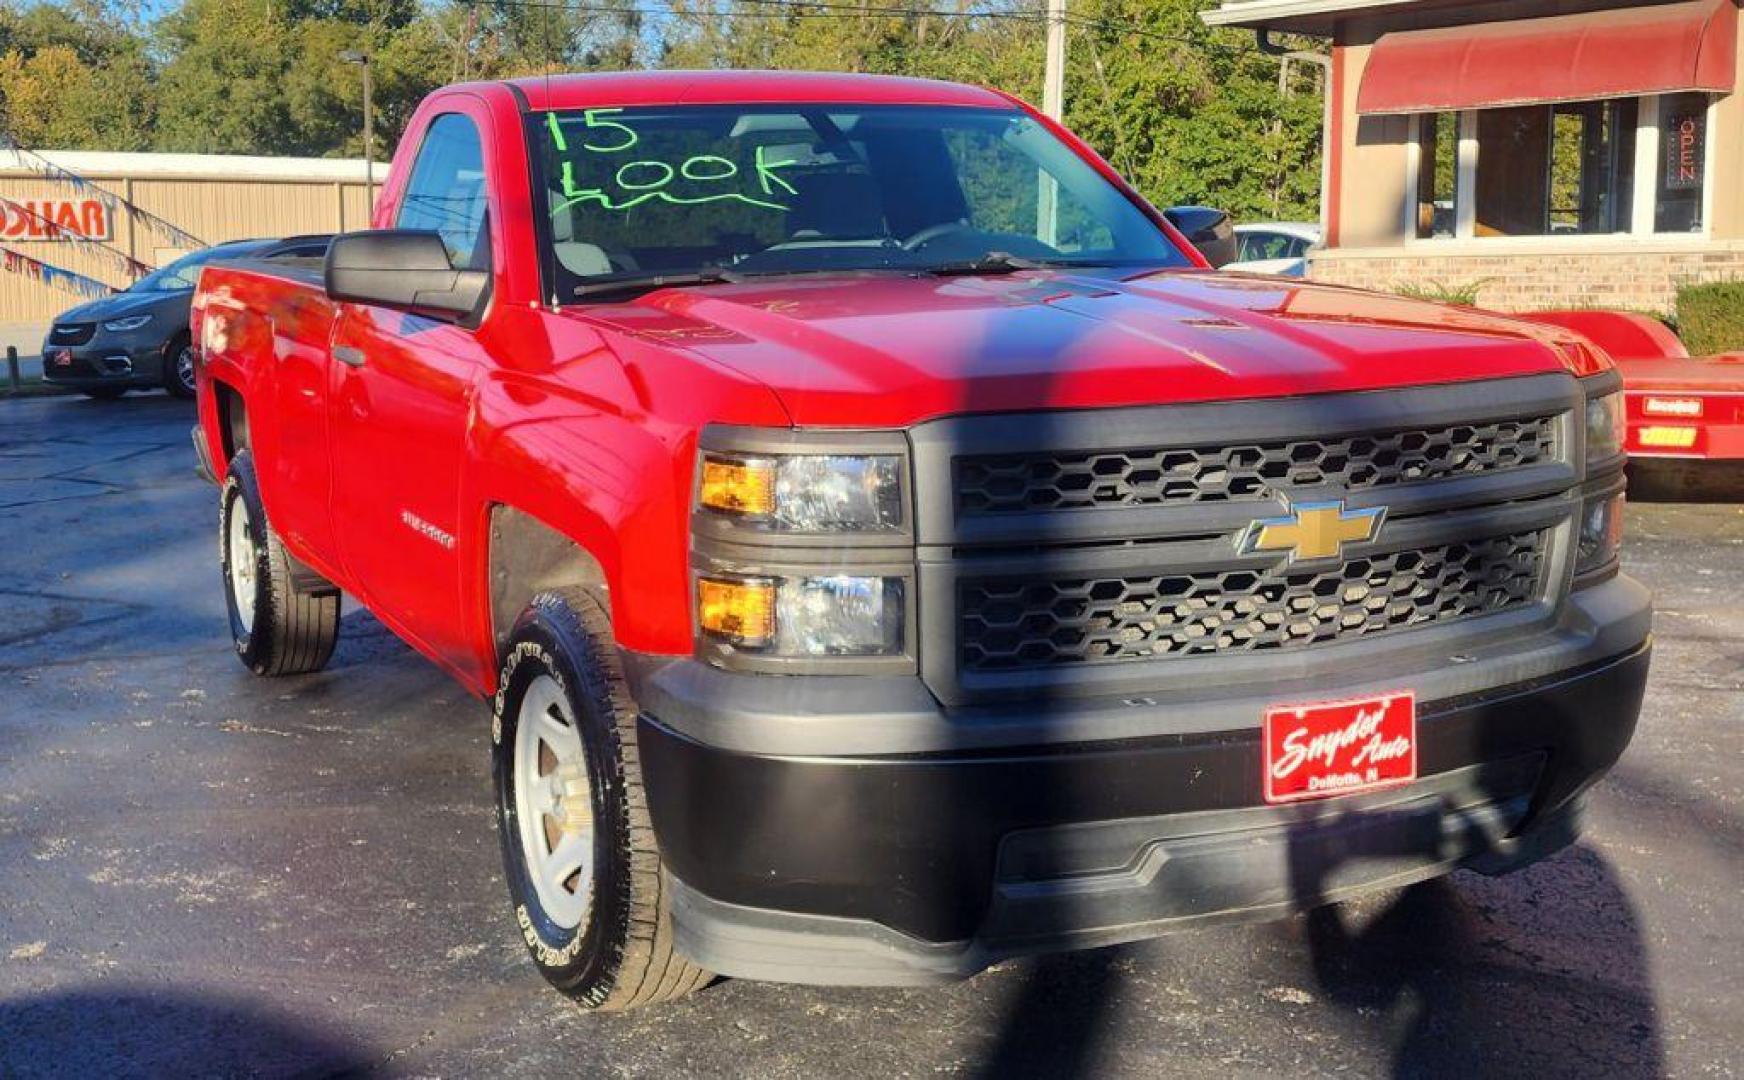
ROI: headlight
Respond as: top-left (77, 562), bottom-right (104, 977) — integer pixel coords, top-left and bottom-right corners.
top-left (102, 314), bottom-right (153, 332)
top-left (698, 573), bottom-right (904, 656)
top-left (698, 453), bottom-right (903, 532)
top-left (1586, 390), bottom-right (1624, 460)
top-left (1576, 492), bottom-right (1625, 580)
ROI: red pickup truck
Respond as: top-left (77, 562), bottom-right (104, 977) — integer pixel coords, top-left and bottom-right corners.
top-left (191, 71), bottom-right (1652, 1010)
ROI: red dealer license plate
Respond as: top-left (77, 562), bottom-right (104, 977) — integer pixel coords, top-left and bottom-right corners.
top-left (1263, 692), bottom-right (1417, 804)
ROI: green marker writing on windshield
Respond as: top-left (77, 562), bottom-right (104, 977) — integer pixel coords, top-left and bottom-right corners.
top-left (548, 113), bottom-right (800, 216)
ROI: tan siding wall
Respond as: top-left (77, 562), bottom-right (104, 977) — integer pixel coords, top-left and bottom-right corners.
top-left (1, 170), bottom-right (377, 325)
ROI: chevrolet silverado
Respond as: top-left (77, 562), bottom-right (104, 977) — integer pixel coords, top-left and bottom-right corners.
top-left (191, 71), bottom-right (1652, 1010)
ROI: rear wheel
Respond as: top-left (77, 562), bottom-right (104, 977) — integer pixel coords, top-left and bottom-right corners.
top-left (492, 589), bottom-right (711, 1010)
top-left (220, 451), bottom-right (340, 676)
top-left (163, 335), bottom-right (196, 399)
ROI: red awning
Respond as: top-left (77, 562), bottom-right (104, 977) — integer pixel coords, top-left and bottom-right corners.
top-left (1357, 0), bottom-right (1739, 114)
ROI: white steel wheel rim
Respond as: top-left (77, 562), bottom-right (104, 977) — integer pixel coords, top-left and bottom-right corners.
top-left (514, 674), bottom-right (594, 931)
top-left (176, 346), bottom-right (196, 392)
top-left (227, 497), bottom-right (257, 634)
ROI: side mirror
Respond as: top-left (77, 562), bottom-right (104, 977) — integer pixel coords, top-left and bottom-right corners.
top-left (1163, 206), bottom-right (1238, 269)
top-left (325, 229), bottom-right (488, 321)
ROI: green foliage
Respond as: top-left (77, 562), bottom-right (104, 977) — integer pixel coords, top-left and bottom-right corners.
top-left (1057, 0), bottom-right (1323, 222)
top-left (1391, 279), bottom-right (1490, 306)
top-left (0, 0), bottom-right (156, 149)
top-left (0, 0), bottom-right (1325, 228)
top-left (1674, 281), bottom-right (1744, 357)
top-left (661, 0), bottom-right (1325, 224)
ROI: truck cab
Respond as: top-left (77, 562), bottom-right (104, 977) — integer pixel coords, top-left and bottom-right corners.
top-left (192, 71), bottom-right (1651, 1009)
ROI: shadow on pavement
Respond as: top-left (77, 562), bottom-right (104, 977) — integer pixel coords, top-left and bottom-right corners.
top-left (1297, 861), bottom-right (1662, 1078)
top-left (973, 949), bottom-right (1127, 1079)
top-left (1276, 675), bottom-right (1664, 1079)
top-left (0, 985), bottom-right (378, 1077)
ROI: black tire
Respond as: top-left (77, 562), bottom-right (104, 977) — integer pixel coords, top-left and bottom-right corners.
top-left (81, 386), bottom-right (127, 401)
top-left (163, 334), bottom-right (197, 399)
top-left (219, 451), bottom-right (341, 676)
top-left (492, 589), bottom-right (711, 1010)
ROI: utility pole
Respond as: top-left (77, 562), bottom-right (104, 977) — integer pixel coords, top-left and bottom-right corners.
top-left (1038, 0), bottom-right (1067, 244)
top-left (341, 50), bottom-right (376, 215)
top-left (1042, 0), bottom-right (1067, 122)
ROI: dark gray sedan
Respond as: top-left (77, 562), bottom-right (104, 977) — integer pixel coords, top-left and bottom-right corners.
top-left (41, 235), bottom-right (330, 400)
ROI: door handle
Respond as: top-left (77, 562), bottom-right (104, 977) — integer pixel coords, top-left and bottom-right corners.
top-left (333, 345), bottom-right (366, 368)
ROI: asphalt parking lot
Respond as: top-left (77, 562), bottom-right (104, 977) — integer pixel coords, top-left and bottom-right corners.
top-left (1, 391), bottom-right (1740, 1078)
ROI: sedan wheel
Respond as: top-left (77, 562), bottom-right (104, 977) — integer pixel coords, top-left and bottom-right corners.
top-left (164, 338), bottom-right (197, 399)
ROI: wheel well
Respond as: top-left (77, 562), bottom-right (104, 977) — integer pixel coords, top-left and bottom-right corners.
top-left (488, 505), bottom-right (609, 657)
top-left (215, 382), bottom-right (249, 462)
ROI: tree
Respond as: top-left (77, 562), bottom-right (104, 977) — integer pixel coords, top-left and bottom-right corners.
top-left (0, 0), bottom-right (158, 150)
top-left (0, 0), bottom-right (1323, 226)
top-left (659, 0), bottom-right (1322, 223)
top-left (1061, 0), bottom-right (1322, 222)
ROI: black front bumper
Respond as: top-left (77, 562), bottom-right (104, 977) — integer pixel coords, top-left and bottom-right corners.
top-left (634, 578), bottom-right (1651, 986)
top-left (40, 337), bottom-right (169, 388)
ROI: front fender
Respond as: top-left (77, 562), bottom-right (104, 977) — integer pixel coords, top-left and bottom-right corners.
top-left (458, 315), bottom-right (789, 692)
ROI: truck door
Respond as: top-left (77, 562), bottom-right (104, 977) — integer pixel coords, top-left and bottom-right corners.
top-left (327, 112), bottom-right (493, 664)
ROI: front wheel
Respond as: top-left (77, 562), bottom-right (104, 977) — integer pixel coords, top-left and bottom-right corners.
top-left (492, 589), bottom-right (711, 1010)
top-left (220, 451), bottom-right (340, 675)
top-left (164, 335), bottom-right (197, 399)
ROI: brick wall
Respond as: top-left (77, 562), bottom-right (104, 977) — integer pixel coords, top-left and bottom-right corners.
top-left (1308, 245), bottom-right (1744, 315)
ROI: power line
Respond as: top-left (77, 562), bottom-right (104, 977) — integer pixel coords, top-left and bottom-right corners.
top-left (455, 0), bottom-right (1265, 53)
top-left (460, 0), bottom-right (1045, 22)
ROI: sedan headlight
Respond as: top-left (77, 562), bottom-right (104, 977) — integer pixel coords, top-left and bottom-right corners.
top-left (1586, 390), bottom-right (1624, 460)
top-left (698, 453), bottom-right (903, 532)
top-left (1575, 492), bottom-right (1625, 580)
top-left (102, 314), bottom-right (153, 332)
top-left (698, 574), bottom-right (904, 656)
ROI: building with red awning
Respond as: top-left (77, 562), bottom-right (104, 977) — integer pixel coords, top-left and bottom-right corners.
top-left (1204, 0), bottom-right (1744, 314)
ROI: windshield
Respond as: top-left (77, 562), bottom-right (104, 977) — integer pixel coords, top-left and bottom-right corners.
top-left (532, 104), bottom-right (1186, 300)
top-left (129, 245), bottom-right (240, 293)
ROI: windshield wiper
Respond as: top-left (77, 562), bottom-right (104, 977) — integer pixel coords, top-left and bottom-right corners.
top-left (570, 266), bottom-right (743, 299)
top-left (920, 252), bottom-right (1081, 277)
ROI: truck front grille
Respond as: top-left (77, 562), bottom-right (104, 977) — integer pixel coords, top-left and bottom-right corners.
top-left (907, 375), bottom-right (1583, 703)
top-left (958, 530), bottom-right (1546, 671)
top-left (955, 414), bottom-right (1558, 515)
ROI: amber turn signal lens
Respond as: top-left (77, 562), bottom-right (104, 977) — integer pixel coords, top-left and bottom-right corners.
top-left (697, 577), bottom-right (775, 645)
top-left (699, 457), bottom-right (775, 516)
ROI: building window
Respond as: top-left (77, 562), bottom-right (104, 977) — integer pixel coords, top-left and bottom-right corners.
top-left (1656, 92), bottom-right (1708, 233)
top-left (1414, 113), bottom-right (1458, 239)
top-left (1548, 100), bottom-right (1635, 235)
top-left (1411, 94), bottom-right (1709, 240)
top-left (1472, 101), bottom-right (1634, 237)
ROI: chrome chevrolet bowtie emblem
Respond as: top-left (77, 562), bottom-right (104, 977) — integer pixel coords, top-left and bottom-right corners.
top-left (1238, 499), bottom-right (1386, 563)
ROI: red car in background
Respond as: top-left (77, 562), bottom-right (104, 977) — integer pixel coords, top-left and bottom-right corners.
top-left (1525, 312), bottom-right (1744, 499)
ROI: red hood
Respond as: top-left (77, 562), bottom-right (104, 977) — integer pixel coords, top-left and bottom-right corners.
top-left (1618, 352), bottom-right (1744, 394)
top-left (572, 270), bottom-right (1606, 427)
